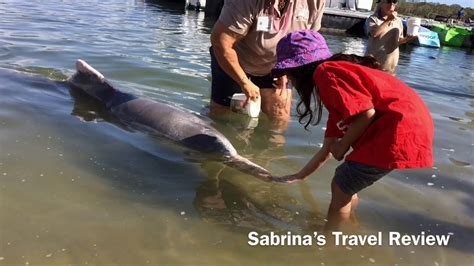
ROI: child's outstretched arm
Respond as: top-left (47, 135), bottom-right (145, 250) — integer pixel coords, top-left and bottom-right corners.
top-left (331, 109), bottom-right (376, 161)
top-left (273, 137), bottom-right (336, 184)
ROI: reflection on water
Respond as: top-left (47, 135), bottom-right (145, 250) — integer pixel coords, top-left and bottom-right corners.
top-left (0, 0), bottom-right (473, 265)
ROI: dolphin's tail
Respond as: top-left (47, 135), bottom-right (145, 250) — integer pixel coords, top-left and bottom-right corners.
top-left (225, 155), bottom-right (272, 182)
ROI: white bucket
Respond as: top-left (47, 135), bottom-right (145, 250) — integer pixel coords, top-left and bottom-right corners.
top-left (407, 18), bottom-right (421, 36)
top-left (230, 93), bottom-right (261, 118)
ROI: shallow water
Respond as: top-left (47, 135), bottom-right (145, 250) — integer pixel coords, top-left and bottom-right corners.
top-left (0, 0), bottom-right (473, 265)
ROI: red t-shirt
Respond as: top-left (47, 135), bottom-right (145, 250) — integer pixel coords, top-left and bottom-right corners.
top-left (314, 61), bottom-right (434, 170)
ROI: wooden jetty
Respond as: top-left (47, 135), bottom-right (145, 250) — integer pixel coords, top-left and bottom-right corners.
top-left (322, 7), bottom-right (371, 36)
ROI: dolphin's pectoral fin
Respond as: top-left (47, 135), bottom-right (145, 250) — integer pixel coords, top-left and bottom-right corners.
top-left (181, 134), bottom-right (228, 155)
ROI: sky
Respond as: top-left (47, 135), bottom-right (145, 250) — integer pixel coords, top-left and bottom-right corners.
top-left (430, 0), bottom-right (474, 8)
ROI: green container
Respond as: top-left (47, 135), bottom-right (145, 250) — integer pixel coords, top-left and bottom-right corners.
top-left (431, 24), bottom-right (471, 47)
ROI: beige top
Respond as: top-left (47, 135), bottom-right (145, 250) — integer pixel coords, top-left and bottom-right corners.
top-left (365, 15), bottom-right (403, 75)
top-left (218, 0), bottom-right (325, 76)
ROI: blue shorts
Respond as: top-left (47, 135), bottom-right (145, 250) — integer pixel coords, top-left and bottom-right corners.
top-left (333, 161), bottom-right (392, 196)
top-left (209, 47), bottom-right (275, 106)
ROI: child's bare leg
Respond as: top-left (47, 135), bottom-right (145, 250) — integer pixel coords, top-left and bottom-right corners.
top-left (349, 193), bottom-right (360, 226)
top-left (350, 193), bottom-right (359, 210)
top-left (324, 180), bottom-right (358, 232)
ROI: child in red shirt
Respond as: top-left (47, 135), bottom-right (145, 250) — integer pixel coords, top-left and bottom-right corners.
top-left (271, 30), bottom-right (434, 230)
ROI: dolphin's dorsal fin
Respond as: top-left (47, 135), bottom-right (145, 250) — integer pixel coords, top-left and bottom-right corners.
top-left (76, 59), bottom-right (105, 81)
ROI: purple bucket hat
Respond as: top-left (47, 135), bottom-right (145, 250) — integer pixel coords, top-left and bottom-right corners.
top-left (273, 30), bottom-right (332, 76)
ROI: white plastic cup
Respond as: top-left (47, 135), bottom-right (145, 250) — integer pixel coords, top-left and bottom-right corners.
top-left (230, 93), bottom-right (261, 118)
top-left (407, 18), bottom-right (421, 36)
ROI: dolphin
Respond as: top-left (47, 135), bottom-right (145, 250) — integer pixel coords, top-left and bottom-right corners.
top-left (68, 59), bottom-right (271, 181)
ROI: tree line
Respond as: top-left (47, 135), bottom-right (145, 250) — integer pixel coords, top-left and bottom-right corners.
top-left (395, 2), bottom-right (473, 21)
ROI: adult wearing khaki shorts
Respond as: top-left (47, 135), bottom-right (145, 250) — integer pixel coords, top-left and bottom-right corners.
top-left (210, 0), bottom-right (325, 130)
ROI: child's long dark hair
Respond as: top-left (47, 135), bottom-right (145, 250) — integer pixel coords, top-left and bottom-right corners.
top-left (286, 53), bottom-right (380, 130)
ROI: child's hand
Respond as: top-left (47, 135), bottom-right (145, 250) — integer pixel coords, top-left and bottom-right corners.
top-left (272, 75), bottom-right (288, 89)
top-left (272, 174), bottom-right (306, 184)
top-left (330, 141), bottom-right (349, 161)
